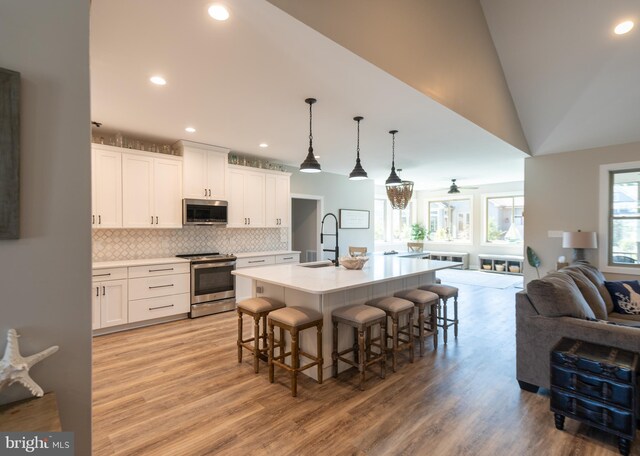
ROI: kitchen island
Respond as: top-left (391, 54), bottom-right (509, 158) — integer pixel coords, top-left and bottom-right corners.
top-left (233, 256), bottom-right (461, 379)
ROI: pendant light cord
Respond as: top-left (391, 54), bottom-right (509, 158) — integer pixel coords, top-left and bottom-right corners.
top-left (391, 131), bottom-right (396, 168)
top-left (308, 102), bottom-right (313, 151)
top-left (356, 118), bottom-right (360, 159)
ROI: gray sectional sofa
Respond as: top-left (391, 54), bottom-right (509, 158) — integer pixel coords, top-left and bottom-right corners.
top-left (516, 261), bottom-right (640, 392)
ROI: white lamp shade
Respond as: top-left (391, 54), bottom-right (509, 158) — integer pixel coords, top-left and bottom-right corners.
top-left (562, 231), bottom-right (597, 249)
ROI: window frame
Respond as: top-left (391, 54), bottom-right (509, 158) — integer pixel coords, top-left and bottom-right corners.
top-left (481, 192), bottom-right (524, 246)
top-left (424, 195), bottom-right (473, 245)
top-left (599, 161), bottom-right (640, 275)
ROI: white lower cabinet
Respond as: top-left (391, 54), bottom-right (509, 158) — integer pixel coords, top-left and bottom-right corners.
top-left (92, 261), bottom-right (190, 333)
top-left (92, 278), bottom-right (128, 329)
top-left (128, 293), bottom-right (190, 323)
top-left (235, 253), bottom-right (300, 302)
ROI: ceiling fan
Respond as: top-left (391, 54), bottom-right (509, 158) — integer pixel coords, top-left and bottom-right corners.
top-left (441, 179), bottom-right (479, 194)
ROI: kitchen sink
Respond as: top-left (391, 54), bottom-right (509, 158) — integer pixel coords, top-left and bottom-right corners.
top-left (298, 261), bottom-right (335, 268)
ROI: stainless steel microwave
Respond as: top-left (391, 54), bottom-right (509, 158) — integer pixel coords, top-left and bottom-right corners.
top-left (183, 199), bottom-right (228, 225)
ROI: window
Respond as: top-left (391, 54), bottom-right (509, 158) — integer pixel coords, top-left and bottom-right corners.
top-left (374, 198), bottom-right (414, 243)
top-left (609, 169), bottom-right (639, 266)
top-left (427, 198), bottom-right (471, 242)
top-left (485, 195), bottom-right (524, 243)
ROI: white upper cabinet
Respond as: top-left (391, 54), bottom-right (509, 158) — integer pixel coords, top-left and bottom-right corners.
top-left (177, 140), bottom-right (228, 200)
top-left (154, 158), bottom-right (183, 228)
top-left (227, 167), bottom-right (265, 227)
top-left (265, 174), bottom-right (290, 227)
top-left (227, 165), bottom-right (289, 228)
top-left (122, 150), bottom-right (182, 229)
top-left (92, 146), bottom-right (122, 228)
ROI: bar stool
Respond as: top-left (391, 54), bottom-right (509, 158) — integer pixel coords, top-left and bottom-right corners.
top-left (237, 297), bottom-right (285, 373)
top-left (419, 283), bottom-right (459, 344)
top-left (268, 306), bottom-right (323, 397)
top-left (366, 297), bottom-right (414, 372)
top-left (394, 289), bottom-right (439, 355)
top-left (332, 304), bottom-right (387, 391)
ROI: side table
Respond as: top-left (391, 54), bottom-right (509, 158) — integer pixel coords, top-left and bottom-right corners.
top-left (550, 338), bottom-right (638, 456)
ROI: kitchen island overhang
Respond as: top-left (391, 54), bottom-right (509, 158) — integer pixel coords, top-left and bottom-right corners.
top-left (232, 256), bottom-right (461, 380)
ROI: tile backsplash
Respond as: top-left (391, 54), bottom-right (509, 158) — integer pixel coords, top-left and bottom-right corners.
top-left (92, 227), bottom-right (288, 262)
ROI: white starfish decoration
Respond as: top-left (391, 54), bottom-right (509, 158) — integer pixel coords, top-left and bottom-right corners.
top-left (0, 329), bottom-right (58, 397)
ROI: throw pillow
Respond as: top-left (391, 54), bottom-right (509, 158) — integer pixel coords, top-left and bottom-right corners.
top-left (604, 281), bottom-right (640, 315)
top-left (565, 262), bottom-right (614, 313)
top-left (561, 270), bottom-right (607, 319)
top-left (527, 273), bottom-right (596, 319)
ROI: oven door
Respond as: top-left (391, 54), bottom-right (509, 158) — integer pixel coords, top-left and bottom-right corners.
top-left (191, 261), bottom-right (235, 304)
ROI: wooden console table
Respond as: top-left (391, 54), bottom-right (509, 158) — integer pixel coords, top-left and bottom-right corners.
top-left (0, 392), bottom-right (61, 431)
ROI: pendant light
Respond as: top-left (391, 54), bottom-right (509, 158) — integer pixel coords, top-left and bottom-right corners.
top-left (385, 130), bottom-right (402, 186)
top-left (348, 116), bottom-right (368, 180)
top-left (300, 98), bottom-right (321, 173)
top-left (385, 130), bottom-right (414, 210)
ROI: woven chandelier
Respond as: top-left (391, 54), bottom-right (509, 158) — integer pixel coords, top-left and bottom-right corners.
top-left (384, 130), bottom-right (413, 210)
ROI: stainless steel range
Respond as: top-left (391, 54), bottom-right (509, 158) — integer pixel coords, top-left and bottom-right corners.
top-left (176, 252), bottom-right (237, 318)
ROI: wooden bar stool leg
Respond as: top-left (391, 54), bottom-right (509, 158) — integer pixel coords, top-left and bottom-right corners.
top-left (279, 327), bottom-right (285, 359)
top-left (237, 309), bottom-right (243, 363)
top-left (317, 323), bottom-right (323, 384)
top-left (431, 303), bottom-right (438, 349)
top-left (417, 306), bottom-right (425, 357)
top-left (454, 295), bottom-right (459, 338)
top-left (380, 320), bottom-right (387, 379)
top-left (358, 328), bottom-right (366, 391)
top-left (392, 316), bottom-right (399, 373)
top-left (442, 298), bottom-right (448, 344)
top-left (291, 329), bottom-right (299, 397)
top-left (353, 327), bottom-right (359, 364)
top-left (408, 313), bottom-right (415, 364)
top-left (366, 326), bottom-right (372, 362)
top-left (253, 315), bottom-right (260, 373)
top-left (332, 320), bottom-right (339, 378)
top-left (268, 321), bottom-right (275, 383)
top-left (262, 314), bottom-right (268, 351)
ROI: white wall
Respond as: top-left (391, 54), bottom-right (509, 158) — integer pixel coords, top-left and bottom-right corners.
top-left (289, 168), bottom-right (375, 259)
top-left (292, 198), bottom-right (319, 262)
top-left (524, 141), bottom-right (640, 284)
top-left (0, 1), bottom-right (91, 454)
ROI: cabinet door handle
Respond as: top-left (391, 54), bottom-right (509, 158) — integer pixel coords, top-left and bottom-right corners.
top-left (248, 217), bottom-right (250, 225)
top-left (208, 189), bottom-right (211, 197)
top-left (283, 257), bottom-right (293, 260)
top-left (149, 284), bottom-right (174, 289)
top-left (151, 216), bottom-right (154, 225)
top-left (96, 286), bottom-right (99, 297)
top-left (205, 188), bottom-right (208, 197)
top-left (92, 215), bottom-right (95, 225)
top-left (102, 286), bottom-right (106, 296)
top-left (93, 272), bottom-right (111, 277)
top-left (149, 304), bottom-right (174, 311)
top-left (148, 268), bottom-right (174, 273)
top-left (98, 215), bottom-right (101, 225)
top-left (248, 260), bottom-right (265, 264)
top-left (155, 216), bottom-right (158, 225)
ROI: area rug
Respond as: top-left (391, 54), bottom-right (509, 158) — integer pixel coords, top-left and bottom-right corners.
top-left (435, 269), bottom-right (523, 289)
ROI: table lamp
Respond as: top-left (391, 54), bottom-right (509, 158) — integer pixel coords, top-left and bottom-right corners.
top-left (562, 230), bottom-right (598, 262)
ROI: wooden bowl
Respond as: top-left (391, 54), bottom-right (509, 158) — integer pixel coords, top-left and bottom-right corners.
top-left (339, 256), bottom-right (369, 270)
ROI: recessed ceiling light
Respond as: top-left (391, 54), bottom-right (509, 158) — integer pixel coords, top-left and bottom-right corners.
top-left (614, 20), bottom-right (634, 35)
top-left (150, 76), bottom-right (167, 86)
top-left (208, 4), bottom-right (230, 21)
top-left (259, 143), bottom-right (268, 148)
top-left (185, 127), bottom-right (196, 133)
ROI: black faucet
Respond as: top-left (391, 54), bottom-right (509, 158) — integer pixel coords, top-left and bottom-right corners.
top-left (321, 212), bottom-right (340, 266)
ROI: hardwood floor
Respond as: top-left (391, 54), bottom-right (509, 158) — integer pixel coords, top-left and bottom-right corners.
top-left (93, 281), bottom-right (638, 455)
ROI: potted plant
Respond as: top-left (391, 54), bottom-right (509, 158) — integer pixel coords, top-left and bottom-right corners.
top-left (408, 223), bottom-right (427, 252)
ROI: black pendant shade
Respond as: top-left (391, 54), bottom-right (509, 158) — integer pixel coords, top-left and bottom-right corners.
top-left (349, 116), bottom-right (368, 180)
top-left (385, 130), bottom-right (402, 186)
top-left (300, 98), bottom-right (321, 173)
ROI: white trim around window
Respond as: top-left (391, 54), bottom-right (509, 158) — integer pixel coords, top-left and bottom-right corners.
top-left (480, 192), bottom-right (524, 247)
top-left (424, 194), bottom-right (473, 245)
top-left (599, 161), bottom-right (640, 275)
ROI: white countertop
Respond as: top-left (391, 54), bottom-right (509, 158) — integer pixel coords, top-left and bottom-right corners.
top-left (232, 256), bottom-right (461, 294)
top-left (93, 257), bottom-right (191, 269)
top-left (233, 250), bottom-right (300, 258)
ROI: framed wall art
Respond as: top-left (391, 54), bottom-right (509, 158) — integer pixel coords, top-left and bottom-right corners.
top-left (339, 209), bottom-right (370, 229)
top-left (0, 67), bottom-right (20, 239)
